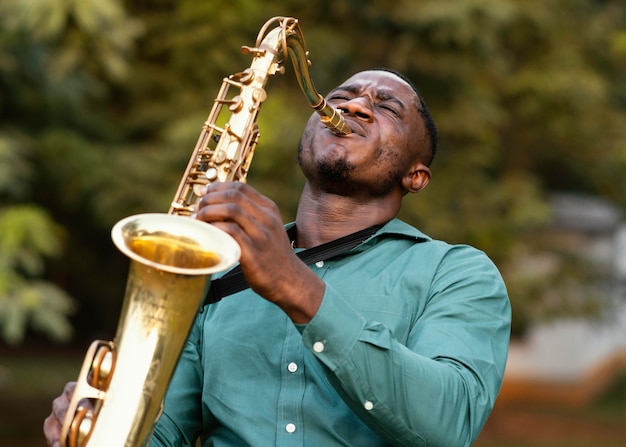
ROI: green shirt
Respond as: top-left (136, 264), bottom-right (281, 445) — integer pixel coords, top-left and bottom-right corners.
top-left (151, 218), bottom-right (511, 447)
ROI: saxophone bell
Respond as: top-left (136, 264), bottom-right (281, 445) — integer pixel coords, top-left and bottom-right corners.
top-left (61, 214), bottom-right (240, 447)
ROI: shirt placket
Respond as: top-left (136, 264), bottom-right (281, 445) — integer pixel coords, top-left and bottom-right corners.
top-left (275, 322), bottom-right (305, 444)
top-left (274, 259), bottom-right (330, 445)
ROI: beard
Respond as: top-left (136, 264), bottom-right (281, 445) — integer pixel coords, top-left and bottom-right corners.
top-left (298, 136), bottom-right (356, 193)
top-left (298, 141), bottom-right (405, 199)
top-left (317, 156), bottom-right (353, 184)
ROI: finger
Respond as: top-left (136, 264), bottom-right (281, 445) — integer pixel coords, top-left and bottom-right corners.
top-left (51, 394), bottom-right (68, 422)
top-left (197, 190), bottom-right (280, 242)
top-left (43, 405), bottom-right (62, 447)
top-left (200, 182), bottom-right (276, 215)
top-left (43, 414), bottom-right (60, 446)
top-left (63, 381), bottom-right (76, 398)
top-left (205, 220), bottom-right (254, 256)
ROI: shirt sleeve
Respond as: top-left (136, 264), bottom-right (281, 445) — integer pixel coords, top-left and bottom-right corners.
top-left (300, 244), bottom-right (511, 447)
top-left (150, 314), bottom-right (206, 447)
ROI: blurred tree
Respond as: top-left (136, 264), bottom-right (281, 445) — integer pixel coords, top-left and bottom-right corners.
top-left (0, 0), bottom-right (144, 341)
top-left (0, 204), bottom-right (74, 344)
top-left (0, 134), bottom-right (74, 344)
top-left (0, 0), bottom-right (624, 342)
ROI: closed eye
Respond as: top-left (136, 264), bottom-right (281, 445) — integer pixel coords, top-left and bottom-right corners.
top-left (379, 104), bottom-right (398, 114)
top-left (376, 103), bottom-right (403, 119)
top-left (328, 94), bottom-right (351, 102)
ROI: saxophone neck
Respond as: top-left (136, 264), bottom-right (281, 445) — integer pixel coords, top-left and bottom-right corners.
top-left (264, 17), bottom-right (352, 135)
top-left (169, 16), bottom-right (350, 217)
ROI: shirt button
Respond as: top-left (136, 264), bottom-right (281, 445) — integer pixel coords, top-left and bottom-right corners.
top-left (313, 341), bottom-right (325, 353)
top-left (315, 260), bottom-right (324, 268)
top-left (364, 400), bottom-right (374, 411)
top-left (287, 362), bottom-right (298, 373)
top-left (285, 423), bottom-right (296, 433)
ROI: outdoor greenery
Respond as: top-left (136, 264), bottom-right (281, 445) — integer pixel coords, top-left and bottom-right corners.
top-left (0, 0), bottom-right (625, 344)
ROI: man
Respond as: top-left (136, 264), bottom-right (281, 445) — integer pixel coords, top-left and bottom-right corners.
top-left (45, 69), bottom-right (510, 446)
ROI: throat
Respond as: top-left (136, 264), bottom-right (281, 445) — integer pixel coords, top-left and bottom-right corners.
top-left (294, 182), bottom-right (400, 247)
top-left (295, 204), bottom-right (391, 249)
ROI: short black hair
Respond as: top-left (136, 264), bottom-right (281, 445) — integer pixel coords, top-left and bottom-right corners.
top-left (371, 68), bottom-right (438, 166)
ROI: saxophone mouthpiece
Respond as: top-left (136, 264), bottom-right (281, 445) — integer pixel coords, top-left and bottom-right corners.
top-left (318, 104), bottom-right (352, 135)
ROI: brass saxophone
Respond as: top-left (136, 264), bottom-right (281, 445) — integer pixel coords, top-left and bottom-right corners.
top-left (60, 16), bottom-right (350, 447)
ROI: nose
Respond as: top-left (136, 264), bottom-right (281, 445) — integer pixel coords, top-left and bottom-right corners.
top-left (337, 97), bottom-right (373, 122)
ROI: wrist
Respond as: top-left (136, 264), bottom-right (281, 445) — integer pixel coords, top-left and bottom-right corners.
top-left (275, 270), bottom-right (325, 324)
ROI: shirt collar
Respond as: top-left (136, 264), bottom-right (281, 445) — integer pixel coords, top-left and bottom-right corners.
top-left (285, 218), bottom-right (430, 250)
top-left (377, 218), bottom-right (431, 242)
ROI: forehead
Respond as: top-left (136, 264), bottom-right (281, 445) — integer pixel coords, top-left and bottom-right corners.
top-left (337, 71), bottom-right (418, 103)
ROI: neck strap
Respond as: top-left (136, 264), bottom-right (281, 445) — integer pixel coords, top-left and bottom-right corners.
top-left (203, 223), bottom-right (383, 306)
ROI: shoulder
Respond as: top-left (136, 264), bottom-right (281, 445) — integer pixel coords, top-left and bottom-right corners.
top-left (374, 218), bottom-right (495, 264)
top-left (374, 219), bottom-right (506, 291)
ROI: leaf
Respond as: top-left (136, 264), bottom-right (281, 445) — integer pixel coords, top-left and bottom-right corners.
top-left (30, 282), bottom-right (76, 342)
top-left (0, 279), bottom-right (75, 344)
top-left (0, 133), bottom-right (33, 198)
top-left (0, 205), bottom-right (64, 275)
top-left (0, 291), bottom-right (28, 344)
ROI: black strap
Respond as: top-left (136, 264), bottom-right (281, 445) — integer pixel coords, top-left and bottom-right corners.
top-left (203, 223), bottom-right (383, 306)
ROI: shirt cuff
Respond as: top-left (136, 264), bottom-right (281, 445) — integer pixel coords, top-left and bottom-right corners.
top-left (300, 285), bottom-right (367, 371)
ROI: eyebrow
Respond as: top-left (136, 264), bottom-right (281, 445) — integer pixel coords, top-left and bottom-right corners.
top-left (330, 84), bottom-right (407, 111)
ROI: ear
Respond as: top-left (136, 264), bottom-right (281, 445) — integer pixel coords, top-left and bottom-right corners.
top-left (402, 162), bottom-right (431, 193)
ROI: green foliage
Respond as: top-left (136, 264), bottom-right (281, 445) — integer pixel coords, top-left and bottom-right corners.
top-left (0, 133), bottom-right (32, 199)
top-left (0, 206), bottom-right (74, 344)
top-left (0, 132), bottom-right (76, 344)
top-left (0, 0), bottom-right (624, 341)
top-left (0, 0), bottom-right (142, 80)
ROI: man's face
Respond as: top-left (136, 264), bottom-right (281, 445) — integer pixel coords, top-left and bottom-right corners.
top-left (298, 70), bottom-right (426, 198)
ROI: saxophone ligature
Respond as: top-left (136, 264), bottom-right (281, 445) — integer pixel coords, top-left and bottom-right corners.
top-left (60, 16), bottom-right (351, 447)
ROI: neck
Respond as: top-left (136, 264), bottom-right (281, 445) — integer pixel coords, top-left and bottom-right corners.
top-left (294, 182), bottom-right (400, 248)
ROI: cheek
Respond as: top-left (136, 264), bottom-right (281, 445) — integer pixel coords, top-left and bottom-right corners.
top-left (376, 148), bottom-right (403, 171)
top-left (300, 114), bottom-right (328, 149)
top-left (373, 138), bottom-right (410, 176)
top-left (374, 130), bottom-right (404, 162)
top-left (298, 125), bottom-right (315, 159)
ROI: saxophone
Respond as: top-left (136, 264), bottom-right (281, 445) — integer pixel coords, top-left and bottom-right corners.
top-left (60, 16), bottom-right (350, 447)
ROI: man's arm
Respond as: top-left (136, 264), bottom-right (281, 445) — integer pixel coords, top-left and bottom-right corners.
top-left (300, 245), bottom-right (511, 447)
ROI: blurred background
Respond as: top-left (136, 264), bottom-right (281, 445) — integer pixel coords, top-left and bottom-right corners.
top-left (0, 0), bottom-right (624, 446)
